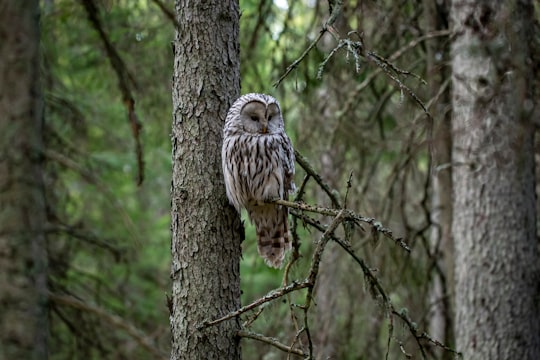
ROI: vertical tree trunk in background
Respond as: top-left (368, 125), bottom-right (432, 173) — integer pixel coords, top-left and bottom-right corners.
top-left (0, 1), bottom-right (49, 359)
top-left (314, 147), bottom-right (345, 359)
top-left (451, 0), bottom-right (540, 358)
top-left (170, 1), bottom-right (242, 359)
top-left (423, 0), bottom-right (454, 356)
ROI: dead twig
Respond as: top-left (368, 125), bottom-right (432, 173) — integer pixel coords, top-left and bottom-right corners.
top-left (238, 329), bottom-right (307, 358)
top-left (199, 280), bottom-right (310, 328)
top-left (294, 150), bottom-right (341, 208)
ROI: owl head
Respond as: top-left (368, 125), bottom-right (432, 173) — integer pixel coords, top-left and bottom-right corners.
top-left (225, 93), bottom-right (284, 136)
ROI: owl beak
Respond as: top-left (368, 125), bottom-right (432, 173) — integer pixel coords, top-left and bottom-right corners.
top-left (261, 125), bottom-right (268, 134)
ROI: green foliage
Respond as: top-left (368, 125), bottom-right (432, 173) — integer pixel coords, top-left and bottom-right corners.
top-left (43, 1), bottom-right (172, 358)
top-left (42, 0), bottom-right (457, 358)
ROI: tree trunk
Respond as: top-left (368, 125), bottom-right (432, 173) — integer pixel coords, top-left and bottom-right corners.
top-left (314, 147), bottom-right (345, 359)
top-left (170, 1), bottom-right (242, 359)
top-left (451, 0), bottom-right (540, 358)
top-left (0, 1), bottom-right (49, 359)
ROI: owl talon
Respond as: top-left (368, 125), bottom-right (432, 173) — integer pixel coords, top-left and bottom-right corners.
top-left (265, 196), bottom-right (281, 204)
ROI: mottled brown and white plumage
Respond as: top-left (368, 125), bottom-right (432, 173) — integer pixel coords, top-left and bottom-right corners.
top-left (222, 93), bottom-right (295, 268)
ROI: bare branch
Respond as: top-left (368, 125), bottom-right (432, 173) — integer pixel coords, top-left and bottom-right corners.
top-left (79, 0), bottom-right (144, 185)
top-left (391, 308), bottom-right (463, 359)
top-left (238, 329), bottom-right (307, 358)
top-left (274, 198), bottom-right (411, 252)
top-left (294, 150), bottom-right (341, 208)
top-left (273, 0), bottom-right (343, 87)
top-left (273, 28), bottom-right (327, 88)
top-left (199, 280), bottom-right (310, 328)
top-left (334, 30), bottom-right (453, 130)
top-left (306, 209), bottom-right (346, 285)
top-left (150, 0), bottom-right (181, 29)
top-left (365, 51), bottom-right (431, 116)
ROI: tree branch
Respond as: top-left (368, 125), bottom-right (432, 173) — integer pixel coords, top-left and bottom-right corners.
top-left (273, 0), bottom-right (343, 87)
top-left (150, 0), bottom-right (181, 29)
top-left (199, 280), bottom-right (311, 329)
top-left (274, 198), bottom-right (411, 252)
top-left (79, 0), bottom-right (144, 185)
top-left (294, 150), bottom-right (341, 208)
top-left (238, 329), bottom-right (307, 358)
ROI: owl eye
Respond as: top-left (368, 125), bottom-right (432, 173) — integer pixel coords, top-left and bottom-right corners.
top-left (250, 115), bottom-right (259, 122)
top-left (268, 115), bottom-right (272, 121)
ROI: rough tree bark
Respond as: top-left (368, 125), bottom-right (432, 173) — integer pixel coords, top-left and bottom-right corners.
top-left (451, 0), bottom-right (540, 358)
top-left (170, 1), bottom-right (243, 359)
top-left (0, 1), bottom-right (49, 359)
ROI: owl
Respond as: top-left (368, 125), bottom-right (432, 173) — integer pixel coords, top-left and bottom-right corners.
top-left (222, 93), bottom-right (295, 268)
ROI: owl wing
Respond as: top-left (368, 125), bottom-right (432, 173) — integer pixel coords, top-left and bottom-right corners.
top-left (281, 134), bottom-right (296, 197)
top-left (222, 136), bottom-right (242, 212)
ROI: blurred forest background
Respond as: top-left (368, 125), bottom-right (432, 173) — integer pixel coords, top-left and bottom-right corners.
top-left (1, 0), bottom-right (539, 359)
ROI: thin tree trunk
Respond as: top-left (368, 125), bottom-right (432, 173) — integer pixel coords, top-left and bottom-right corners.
top-left (0, 1), bottom-right (49, 359)
top-left (314, 148), bottom-right (344, 359)
top-left (451, 0), bottom-right (540, 358)
top-left (170, 1), bottom-right (242, 359)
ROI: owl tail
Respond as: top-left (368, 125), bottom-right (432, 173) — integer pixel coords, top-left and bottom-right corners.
top-left (248, 204), bottom-right (292, 268)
